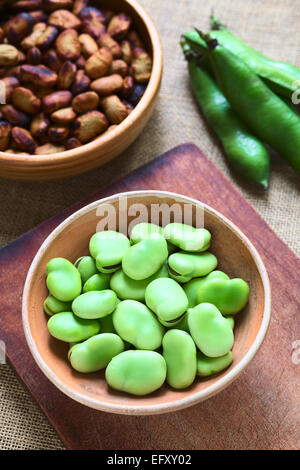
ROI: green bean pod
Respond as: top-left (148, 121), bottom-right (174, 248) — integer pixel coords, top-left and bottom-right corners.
top-left (206, 39), bottom-right (300, 175)
top-left (184, 17), bottom-right (300, 97)
top-left (185, 57), bottom-right (270, 188)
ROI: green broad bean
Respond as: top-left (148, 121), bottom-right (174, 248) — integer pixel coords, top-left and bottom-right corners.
top-left (173, 313), bottom-right (190, 332)
top-left (163, 223), bottom-right (211, 252)
top-left (74, 256), bottom-right (98, 283)
top-left (43, 295), bottom-right (72, 316)
top-left (83, 273), bottom-right (111, 293)
top-left (46, 258), bottom-right (82, 302)
top-left (168, 251), bottom-right (218, 282)
top-left (105, 350), bottom-right (167, 396)
top-left (100, 313), bottom-right (117, 334)
top-left (188, 303), bottom-right (234, 357)
top-left (89, 231), bottom-right (130, 273)
top-left (196, 278), bottom-right (249, 315)
top-left (47, 312), bottom-right (100, 342)
top-left (100, 314), bottom-right (131, 350)
top-left (226, 316), bottom-right (235, 329)
top-left (110, 264), bottom-right (169, 302)
top-left (162, 329), bottom-right (197, 389)
top-left (158, 314), bottom-right (187, 328)
top-left (145, 278), bottom-right (188, 322)
top-left (68, 333), bottom-right (124, 373)
top-left (122, 237), bottom-right (168, 280)
top-left (130, 222), bottom-right (177, 255)
top-left (72, 290), bottom-right (117, 319)
top-left (130, 222), bottom-right (164, 244)
top-left (184, 271), bottom-right (229, 308)
top-left (113, 300), bottom-right (164, 350)
top-left (197, 351), bottom-right (233, 377)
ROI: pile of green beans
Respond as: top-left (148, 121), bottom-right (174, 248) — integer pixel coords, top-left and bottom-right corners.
top-left (44, 223), bottom-right (250, 396)
top-left (182, 16), bottom-right (300, 188)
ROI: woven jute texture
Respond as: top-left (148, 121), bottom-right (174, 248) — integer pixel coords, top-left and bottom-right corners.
top-left (0, 0), bottom-right (299, 450)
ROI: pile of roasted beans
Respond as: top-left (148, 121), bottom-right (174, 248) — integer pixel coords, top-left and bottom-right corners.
top-left (0, 0), bottom-right (152, 155)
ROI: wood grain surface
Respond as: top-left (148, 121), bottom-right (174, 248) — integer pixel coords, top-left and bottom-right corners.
top-left (0, 144), bottom-right (299, 450)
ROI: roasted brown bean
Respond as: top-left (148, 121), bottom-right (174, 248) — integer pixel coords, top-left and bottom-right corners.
top-left (71, 91), bottom-right (99, 113)
top-left (120, 40), bottom-right (132, 65)
top-left (11, 126), bottom-right (36, 152)
top-left (127, 30), bottom-right (145, 49)
top-left (56, 28), bottom-right (81, 61)
top-left (79, 33), bottom-right (98, 57)
top-left (43, 0), bottom-right (73, 11)
top-left (28, 10), bottom-right (48, 23)
top-left (12, 0), bottom-right (43, 11)
top-left (43, 90), bottom-right (72, 114)
top-left (101, 9), bottom-right (114, 24)
top-left (1, 104), bottom-right (30, 127)
top-left (20, 64), bottom-right (58, 87)
top-left (98, 33), bottom-right (122, 59)
top-left (123, 100), bottom-right (134, 114)
top-left (1, 66), bottom-right (21, 80)
top-left (30, 112), bottom-right (50, 142)
top-left (75, 55), bottom-right (86, 69)
top-left (72, 110), bottom-right (108, 143)
top-left (4, 13), bottom-right (34, 44)
top-left (108, 59), bottom-right (128, 77)
top-left (48, 9), bottom-right (82, 30)
top-left (91, 74), bottom-right (123, 96)
top-left (79, 6), bottom-right (106, 23)
top-left (85, 47), bottom-right (112, 79)
top-left (51, 106), bottom-right (77, 124)
top-left (43, 48), bottom-right (62, 71)
top-left (0, 45), bottom-right (19, 67)
top-left (107, 13), bottom-right (131, 41)
top-left (73, 0), bottom-right (89, 16)
top-left (100, 95), bottom-right (128, 125)
top-left (70, 69), bottom-right (90, 95)
top-left (0, 120), bottom-right (11, 151)
top-left (48, 124), bottom-right (69, 142)
top-left (79, 6), bottom-right (106, 37)
top-left (12, 86), bottom-right (41, 114)
top-left (0, 77), bottom-right (20, 102)
top-left (121, 75), bottom-right (134, 98)
top-left (35, 142), bottom-right (65, 154)
top-left (20, 22), bottom-right (47, 50)
top-left (57, 60), bottom-right (77, 89)
top-left (128, 83), bottom-right (146, 105)
top-left (18, 51), bottom-right (27, 64)
top-left (66, 136), bottom-right (81, 149)
top-left (27, 46), bottom-right (42, 64)
top-left (36, 25), bottom-right (58, 49)
top-left (33, 86), bottom-right (56, 99)
top-left (131, 48), bottom-right (152, 83)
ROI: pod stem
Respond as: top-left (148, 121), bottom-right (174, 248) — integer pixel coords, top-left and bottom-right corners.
top-left (180, 37), bottom-right (204, 65)
top-left (210, 14), bottom-right (226, 30)
top-left (194, 29), bottom-right (218, 50)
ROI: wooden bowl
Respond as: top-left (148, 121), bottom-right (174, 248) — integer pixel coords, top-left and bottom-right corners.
top-left (0, 0), bottom-right (163, 181)
top-left (22, 191), bottom-right (271, 415)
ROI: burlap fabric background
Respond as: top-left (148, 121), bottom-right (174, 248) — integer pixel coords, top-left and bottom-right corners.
top-left (0, 0), bottom-right (299, 450)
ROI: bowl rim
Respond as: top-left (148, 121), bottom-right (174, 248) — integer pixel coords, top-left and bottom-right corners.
top-left (22, 190), bottom-right (271, 415)
top-left (0, 0), bottom-right (163, 168)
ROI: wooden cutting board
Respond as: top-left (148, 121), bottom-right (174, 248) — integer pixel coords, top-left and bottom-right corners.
top-left (0, 144), bottom-right (299, 450)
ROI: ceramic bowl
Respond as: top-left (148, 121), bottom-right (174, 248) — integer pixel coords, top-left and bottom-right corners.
top-left (0, 0), bottom-right (163, 181)
top-left (22, 191), bottom-right (271, 415)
